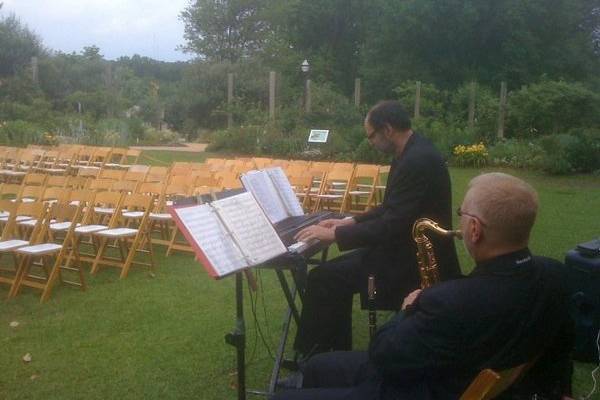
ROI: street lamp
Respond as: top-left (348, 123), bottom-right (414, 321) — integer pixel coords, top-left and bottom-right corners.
top-left (301, 59), bottom-right (310, 112)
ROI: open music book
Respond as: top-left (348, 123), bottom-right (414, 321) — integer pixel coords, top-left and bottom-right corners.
top-left (169, 192), bottom-right (288, 278)
top-left (240, 167), bottom-right (304, 224)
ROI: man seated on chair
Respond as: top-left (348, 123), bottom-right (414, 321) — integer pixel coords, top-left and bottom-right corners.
top-left (272, 173), bottom-right (573, 400)
top-left (293, 100), bottom-right (461, 359)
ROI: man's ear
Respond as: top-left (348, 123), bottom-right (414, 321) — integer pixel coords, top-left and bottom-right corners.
top-left (470, 218), bottom-right (483, 243)
top-left (383, 123), bottom-right (394, 138)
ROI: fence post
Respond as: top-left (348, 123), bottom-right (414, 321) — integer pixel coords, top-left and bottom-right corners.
top-left (414, 81), bottom-right (421, 119)
top-left (354, 78), bottom-right (361, 107)
top-left (468, 81), bottom-right (476, 129)
top-left (497, 81), bottom-right (507, 139)
top-left (227, 73), bottom-right (234, 129)
top-left (305, 79), bottom-right (311, 113)
top-left (269, 71), bottom-right (276, 120)
top-left (31, 56), bottom-right (38, 84)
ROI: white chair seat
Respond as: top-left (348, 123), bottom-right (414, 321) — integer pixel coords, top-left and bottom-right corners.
top-left (75, 224), bottom-right (108, 234)
top-left (44, 168), bottom-right (67, 174)
top-left (122, 211), bottom-right (144, 218)
top-left (95, 228), bottom-right (138, 237)
top-left (0, 211), bottom-right (9, 218)
top-left (16, 243), bottom-right (62, 255)
top-left (317, 194), bottom-right (343, 199)
top-left (21, 198), bottom-right (36, 203)
top-left (94, 207), bottom-right (115, 214)
top-left (375, 185), bottom-right (386, 189)
top-left (50, 221), bottom-right (80, 231)
top-left (0, 215), bottom-right (33, 222)
top-left (349, 191), bottom-right (371, 195)
top-left (149, 213), bottom-right (171, 221)
top-left (0, 239), bottom-right (29, 251)
top-left (104, 163), bottom-right (120, 168)
top-left (18, 218), bottom-right (56, 227)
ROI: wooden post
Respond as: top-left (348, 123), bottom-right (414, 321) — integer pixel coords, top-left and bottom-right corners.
top-left (414, 81), bottom-right (421, 119)
top-left (227, 73), bottom-right (234, 129)
top-left (354, 78), bottom-right (361, 107)
top-left (497, 81), bottom-right (507, 139)
top-left (305, 79), bottom-right (311, 113)
top-left (468, 81), bottom-right (476, 129)
top-left (31, 57), bottom-right (38, 83)
top-left (269, 71), bottom-right (276, 120)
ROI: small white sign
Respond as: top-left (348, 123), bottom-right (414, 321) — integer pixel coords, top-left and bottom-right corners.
top-left (308, 129), bottom-right (330, 143)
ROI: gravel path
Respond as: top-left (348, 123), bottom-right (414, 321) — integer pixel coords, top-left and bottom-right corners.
top-left (130, 143), bottom-right (208, 152)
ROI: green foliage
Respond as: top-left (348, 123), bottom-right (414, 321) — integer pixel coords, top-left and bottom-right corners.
top-left (488, 139), bottom-right (546, 170)
top-left (0, 13), bottom-right (44, 77)
top-left (0, 120), bottom-right (43, 145)
top-left (538, 132), bottom-right (600, 175)
top-left (507, 79), bottom-right (600, 137)
top-left (206, 126), bottom-right (260, 154)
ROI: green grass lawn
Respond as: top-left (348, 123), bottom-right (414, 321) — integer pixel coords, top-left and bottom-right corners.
top-left (1, 152), bottom-right (599, 399)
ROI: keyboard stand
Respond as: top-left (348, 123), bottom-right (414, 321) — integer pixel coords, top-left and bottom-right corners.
top-left (232, 244), bottom-right (330, 399)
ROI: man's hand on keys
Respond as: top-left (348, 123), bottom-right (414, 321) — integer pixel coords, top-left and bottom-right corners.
top-left (317, 217), bottom-right (355, 229)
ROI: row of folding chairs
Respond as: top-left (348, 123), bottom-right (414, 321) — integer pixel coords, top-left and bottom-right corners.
top-left (0, 189), bottom-right (157, 302)
top-left (0, 145), bottom-right (142, 182)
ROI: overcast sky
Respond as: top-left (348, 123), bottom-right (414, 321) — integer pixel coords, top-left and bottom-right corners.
top-left (1, 0), bottom-right (193, 62)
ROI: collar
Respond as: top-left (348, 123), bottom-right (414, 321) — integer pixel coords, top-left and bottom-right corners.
top-left (393, 131), bottom-right (417, 161)
top-left (470, 248), bottom-right (533, 277)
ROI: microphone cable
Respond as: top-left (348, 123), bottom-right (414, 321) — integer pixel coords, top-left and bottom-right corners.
top-left (581, 327), bottom-right (600, 400)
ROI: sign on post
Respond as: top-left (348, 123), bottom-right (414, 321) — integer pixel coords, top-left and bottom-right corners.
top-left (307, 129), bottom-right (330, 143)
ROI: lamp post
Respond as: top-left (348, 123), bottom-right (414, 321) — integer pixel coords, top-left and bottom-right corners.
top-left (301, 59), bottom-right (310, 113)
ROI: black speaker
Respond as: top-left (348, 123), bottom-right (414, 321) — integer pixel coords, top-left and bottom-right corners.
top-left (565, 248), bottom-right (600, 362)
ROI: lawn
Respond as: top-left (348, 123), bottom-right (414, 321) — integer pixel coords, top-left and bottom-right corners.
top-left (1, 151), bottom-right (599, 399)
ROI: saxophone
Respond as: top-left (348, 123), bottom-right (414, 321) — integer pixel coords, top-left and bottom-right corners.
top-left (412, 218), bottom-right (462, 289)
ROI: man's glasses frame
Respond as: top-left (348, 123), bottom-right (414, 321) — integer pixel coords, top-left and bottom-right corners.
top-left (456, 208), bottom-right (487, 227)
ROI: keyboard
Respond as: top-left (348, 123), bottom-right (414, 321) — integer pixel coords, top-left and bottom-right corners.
top-left (275, 210), bottom-right (338, 246)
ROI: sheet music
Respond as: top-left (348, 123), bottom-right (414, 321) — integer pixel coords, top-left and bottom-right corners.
top-left (173, 205), bottom-right (248, 277)
top-left (212, 192), bottom-right (287, 265)
top-left (266, 167), bottom-right (305, 217)
top-left (240, 170), bottom-right (289, 224)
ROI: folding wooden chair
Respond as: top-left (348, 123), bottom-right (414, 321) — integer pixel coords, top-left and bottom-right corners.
top-left (0, 183), bottom-right (23, 201)
top-left (41, 186), bottom-right (69, 205)
top-left (65, 175), bottom-right (90, 190)
top-left (46, 175), bottom-right (69, 188)
top-left (0, 201), bottom-right (48, 294)
top-left (23, 172), bottom-right (48, 187)
top-left (89, 178), bottom-right (117, 192)
top-left (288, 173), bottom-right (313, 211)
top-left (112, 180), bottom-right (139, 194)
top-left (90, 193), bottom-right (154, 278)
top-left (103, 147), bottom-right (128, 169)
top-left (375, 165), bottom-right (390, 206)
top-left (69, 191), bottom-right (121, 266)
top-left (459, 363), bottom-right (531, 400)
top-left (99, 169), bottom-right (125, 181)
top-left (312, 169), bottom-right (354, 212)
top-left (145, 166), bottom-right (169, 183)
top-left (138, 182), bottom-right (171, 246)
top-left (8, 202), bottom-right (84, 302)
top-left (121, 149), bottom-right (141, 168)
top-left (19, 185), bottom-right (45, 203)
top-left (347, 164), bottom-right (380, 214)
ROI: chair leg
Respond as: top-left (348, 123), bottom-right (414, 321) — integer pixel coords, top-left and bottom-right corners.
top-left (8, 255), bottom-right (30, 299)
top-left (90, 237), bottom-right (109, 275)
top-left (41, 255), bottom-right (61, 303)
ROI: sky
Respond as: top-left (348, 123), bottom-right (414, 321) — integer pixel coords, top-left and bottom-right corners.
top-left (1, 0), bottom-right (194, 62)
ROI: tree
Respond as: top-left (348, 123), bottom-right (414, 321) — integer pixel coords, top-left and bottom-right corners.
top-left (180, 0), bottom-right (270, 62)
top-left (0, 13), bottom-right (44, 76)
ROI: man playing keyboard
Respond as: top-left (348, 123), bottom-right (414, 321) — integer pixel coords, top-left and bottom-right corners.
top-left (292, 100), bottom-right (461, 361)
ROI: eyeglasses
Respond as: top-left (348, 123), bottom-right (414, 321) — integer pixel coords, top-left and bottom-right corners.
top-left (366, 129), bottom-right (379, 141)
top-left (456, 207), bottom-right (487, 227)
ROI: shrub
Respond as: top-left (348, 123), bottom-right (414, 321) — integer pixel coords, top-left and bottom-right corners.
top-left (488, 139), bottom-right (545, 169)
top-left (507, 79), bottom-right (600, 137)
top-left (537, 132), bottom-right (600, 175)
top-left (0, 120), bottom-right (43, 145)
top-left (393, 81), bottom-right (447, 120)
top-left (206, 126), bottom-right (259, 154)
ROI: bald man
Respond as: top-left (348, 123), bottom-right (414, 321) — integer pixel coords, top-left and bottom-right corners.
top-left (272, 173), bottom-right (573, 400)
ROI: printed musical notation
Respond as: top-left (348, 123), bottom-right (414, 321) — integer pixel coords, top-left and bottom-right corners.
top-left (266, 167), bottom-right (305, 217)
top-left (241, 171), bottom-right (288, 224)
top-left (213, 192), bottom-right (287, 265)
top-left (173, 204), bottom-right (247, 277)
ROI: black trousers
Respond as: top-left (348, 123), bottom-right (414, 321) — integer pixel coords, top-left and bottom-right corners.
top-left (293, 249), bottom-right (368, 356)
top-left (271, 351), bottom-right (376, 400)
